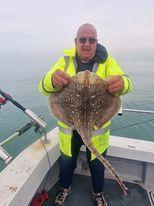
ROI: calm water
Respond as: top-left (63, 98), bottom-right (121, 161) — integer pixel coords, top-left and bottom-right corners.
top-left (0, 52), bottom-right (154, 171)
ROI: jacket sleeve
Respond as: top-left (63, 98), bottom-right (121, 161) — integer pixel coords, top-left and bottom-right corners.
top-left (105, 56), bottom-right (132, 95)
top-left (38, 57), bottom-right (66, 95)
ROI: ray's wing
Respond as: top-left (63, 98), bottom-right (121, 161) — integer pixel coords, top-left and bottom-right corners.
top-left (87, 79), bottom-right (121, 129)
top-left (49, 91), bottom-right (69, 125)
top-left (49, 78), bottom-right (83, 128)
top-left (95, 95), bottom-right (121, 129)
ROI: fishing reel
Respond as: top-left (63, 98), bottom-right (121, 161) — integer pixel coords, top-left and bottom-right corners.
top-left (0, 96), bottom-right (9, 108)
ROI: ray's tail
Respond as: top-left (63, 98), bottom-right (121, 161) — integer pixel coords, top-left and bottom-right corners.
top-left (81, 134), bottom-right (128, 196)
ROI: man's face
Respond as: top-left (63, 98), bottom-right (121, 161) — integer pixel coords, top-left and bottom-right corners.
top-left (75, 27), bottom-right (98, 61)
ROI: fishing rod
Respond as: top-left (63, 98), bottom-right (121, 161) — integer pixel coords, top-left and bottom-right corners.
top-left (0, 89), bottom-right (47, 129)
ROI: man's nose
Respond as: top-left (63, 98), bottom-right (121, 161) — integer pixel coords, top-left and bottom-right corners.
top-left (84, 39), bottom-right (90, 45)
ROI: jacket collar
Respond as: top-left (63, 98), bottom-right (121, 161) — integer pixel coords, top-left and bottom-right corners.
top-left (63, 43), bottom-right (108, 63)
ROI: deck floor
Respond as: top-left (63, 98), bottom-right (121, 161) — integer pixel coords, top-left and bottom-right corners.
top-left (45, 174), bottom-right (151, 206)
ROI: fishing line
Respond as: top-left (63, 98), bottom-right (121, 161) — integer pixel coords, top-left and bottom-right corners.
top-left (36, 130), bottom-right (53, 191)
top-left (112, 118), bottom-right (154, 132)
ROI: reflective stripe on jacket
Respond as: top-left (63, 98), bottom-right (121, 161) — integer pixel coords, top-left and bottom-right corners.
top-left (38, 47), bottom-right (132, 160)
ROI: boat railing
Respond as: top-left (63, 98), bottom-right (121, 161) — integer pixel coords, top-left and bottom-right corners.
top-left (123, 108), bottom-right (154, 114)
top-left (0, 89), bottom-right (48, 164)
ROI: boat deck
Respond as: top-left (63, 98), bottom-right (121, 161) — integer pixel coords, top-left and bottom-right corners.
top-left (45, 174), bottom-right (151, 206)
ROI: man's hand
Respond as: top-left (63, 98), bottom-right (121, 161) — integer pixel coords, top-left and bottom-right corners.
top-left (52, 69), bottom-right (70, 88)
top-left (107, 75), bottom-right (124, 95)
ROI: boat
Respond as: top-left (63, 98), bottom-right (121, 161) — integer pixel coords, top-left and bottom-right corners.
top-left (0, 90), bottom-right (154, 206)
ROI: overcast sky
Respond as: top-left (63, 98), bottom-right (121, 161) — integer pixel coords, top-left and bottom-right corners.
top-left (1, 0), bottom-right (154, 57)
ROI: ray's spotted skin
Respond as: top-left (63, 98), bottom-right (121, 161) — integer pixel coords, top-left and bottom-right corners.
top-left (49, 70), bottom-right (128, 196)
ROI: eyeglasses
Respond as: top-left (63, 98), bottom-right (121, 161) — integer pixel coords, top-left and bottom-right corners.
top-left (79, 37), bottom-right (97, 44)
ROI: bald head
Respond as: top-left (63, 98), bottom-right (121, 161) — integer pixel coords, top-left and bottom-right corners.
top-left (76, 23), bottom-right (97, 38)
top-left (75, 23), bottom-right (98, 62)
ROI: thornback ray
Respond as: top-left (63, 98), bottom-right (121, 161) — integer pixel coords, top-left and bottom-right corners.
top-left (49, 70), bottom-right (128, 196)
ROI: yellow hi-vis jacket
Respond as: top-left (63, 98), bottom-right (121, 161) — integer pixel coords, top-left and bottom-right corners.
top-left (38, 47), bottom-right (132, 160)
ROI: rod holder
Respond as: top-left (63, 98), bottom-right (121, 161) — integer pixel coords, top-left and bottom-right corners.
top-left (25, 109), bottom-right (47, 129)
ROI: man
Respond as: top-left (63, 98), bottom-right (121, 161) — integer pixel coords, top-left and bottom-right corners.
top-left (38, 23), bottom-right (132, 206)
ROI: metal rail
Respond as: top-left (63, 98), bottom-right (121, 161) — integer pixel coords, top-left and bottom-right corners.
top-left (0, 121), bottom-right (37, 164)
top-left (0, 122), bottom-right (34, 147)
top-left (123, 108), bottom-right (154, 114)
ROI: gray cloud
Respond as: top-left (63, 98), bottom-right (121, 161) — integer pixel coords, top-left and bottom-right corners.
top-left (0, 0), bottom-right (154, 56)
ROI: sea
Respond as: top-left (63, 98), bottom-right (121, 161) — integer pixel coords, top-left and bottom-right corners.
top-left (0, 51), bottom-right (154, 171)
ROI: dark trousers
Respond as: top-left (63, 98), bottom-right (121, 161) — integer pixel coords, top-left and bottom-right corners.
top-left (59, 130), bottom-right (107, 193)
